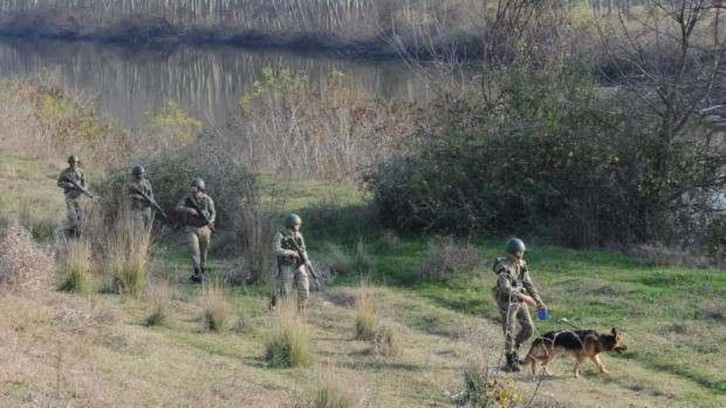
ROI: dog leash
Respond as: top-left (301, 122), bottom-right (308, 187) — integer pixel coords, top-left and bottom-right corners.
top-left (559, 317), bottom-right (583, 330)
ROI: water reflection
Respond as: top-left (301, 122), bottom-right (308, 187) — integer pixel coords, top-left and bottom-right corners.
top-left (0, 39), bottom-right (430, 127)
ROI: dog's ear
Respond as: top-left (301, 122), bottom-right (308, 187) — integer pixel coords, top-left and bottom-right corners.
top-left (611, 327), bottom-right (618, 335)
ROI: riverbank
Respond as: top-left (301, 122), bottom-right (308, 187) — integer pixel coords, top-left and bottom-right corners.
top-left (0, 4), bottom-right (485, 61)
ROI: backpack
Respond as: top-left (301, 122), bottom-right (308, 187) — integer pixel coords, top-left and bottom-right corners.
top-left (492, 257), bottom-right (507, 274)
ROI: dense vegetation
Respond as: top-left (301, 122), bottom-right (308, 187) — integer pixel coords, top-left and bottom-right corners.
top-left (363, 1), bottom-right (726, 254)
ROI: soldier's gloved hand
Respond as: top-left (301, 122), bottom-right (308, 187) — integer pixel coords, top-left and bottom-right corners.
top-left (521, 294), bottom-right (537, 307)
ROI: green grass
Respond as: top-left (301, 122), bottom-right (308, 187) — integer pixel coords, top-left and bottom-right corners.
top-left (2, 151), bottom-right (725, 404)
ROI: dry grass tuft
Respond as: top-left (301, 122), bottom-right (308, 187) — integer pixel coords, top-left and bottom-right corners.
top-left (417, 236), bottom-right (482, 281)
top-left (321, 239), bottom-right (375, 278)
top-left (56, 238), bottom-right (92, 294)
top-left (353, 239), bottom-right (375, 277)
top-left (303, 368), bottom-right (359, 408)
top-left (143, 283), bottom-right (174, 327)
top-left (105, 212), bottom-right (152, 296)
top-left (628, 243), bottom-right (711, 268)
top-left (354, 281), bottom-right (377, 341)
top-left (0, 223), bottom-right (54, 291)
top-left (264, 301), bottom-right (312, 368)
top-left (370, 324), bottom-right (400, 358)
top-left (198, 280), bottom-right (232, 333)
top-left (322, 242), bottom-right (351, 277)
top-left (701, 303), bottom-right (726, 321)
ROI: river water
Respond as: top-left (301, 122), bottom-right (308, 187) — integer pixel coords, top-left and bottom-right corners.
top-left (0, 39), bottom-right (430, 127)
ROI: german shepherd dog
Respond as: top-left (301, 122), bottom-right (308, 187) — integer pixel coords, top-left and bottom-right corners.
top-left (520, 328), bottom-right (627, 378)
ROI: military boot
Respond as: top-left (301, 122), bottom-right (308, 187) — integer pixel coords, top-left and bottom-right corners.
top-left (503, 352), bottom-right (521, 372)
top-left (190, 267), bottom-right (203, 283)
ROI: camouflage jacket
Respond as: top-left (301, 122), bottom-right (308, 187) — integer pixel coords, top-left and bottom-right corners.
top-left (125, 178), bottom-right (154, 210)
top-left (175, 193), bottom-right (216, 228)
top-left (273, 229), bottom-right (307, 267)
top-left (493, 258), bottom-right (542, 305)
top-left (57, 167), bottom-right (86, 199)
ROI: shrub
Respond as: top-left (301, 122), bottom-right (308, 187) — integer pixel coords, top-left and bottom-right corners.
top-left (264, 302), bottom-right (312, 368)
top-left (377, 230), bottom-right (402, 252)
top-left (704, 215), bottom-right (726, 263)
top-left (417, 236), bottom-right (482, 281)
top-left (0, 223), bottom-right (54, 290)
top-left (454, 367), bottom-right (522, 408)
top-left (95, 136), bottom-right (263, 281)
top-left (230, 68), bottom-right (415, 182)
top-left (365, 61), bottom-right (726, 249)
top-left (199, 281), bottom-right (232, 333)
top-left (57, 238), bottom-right (92, 294)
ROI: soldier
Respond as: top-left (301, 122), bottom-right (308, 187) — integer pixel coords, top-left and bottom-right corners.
top-left (271, 213), bottom-right (311, 314)
top-left (175, 178), bottom-right (216, 283)
top-left (125, 164), bottom-right (154, 229)
top-left (492, 238), bottom-right (547, 372)
top-left (57, 155), bottom-right (89, 238)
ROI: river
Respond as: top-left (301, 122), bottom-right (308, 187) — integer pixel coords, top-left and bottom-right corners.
top-left (0, 39), bottom-right (431, 127)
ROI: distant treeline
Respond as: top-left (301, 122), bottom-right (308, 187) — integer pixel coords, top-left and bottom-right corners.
top-left (0, 0), bottom-right (645, 59)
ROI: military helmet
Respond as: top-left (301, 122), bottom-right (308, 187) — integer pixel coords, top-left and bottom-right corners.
top-left (506, 238), bottom-right (526, 254)
top-left (284, 213), bottom-right (302, 228)
top-left (67, 155), bottom-right (80, 164)
top-left (132, 164), bottom-right (145, 175)
top-left (191, 178), bottom-right (205, 191)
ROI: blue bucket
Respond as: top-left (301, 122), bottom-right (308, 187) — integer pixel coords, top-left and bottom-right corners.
top-left (537, 308), bottom-right (549, 320)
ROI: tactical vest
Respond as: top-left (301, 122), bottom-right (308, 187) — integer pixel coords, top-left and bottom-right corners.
top-left (183, 194), bottom-right (212, 228)
top-left (277, 230), bottom-right (304, 267)
top-left (492, 258), bottom-right (527, 304)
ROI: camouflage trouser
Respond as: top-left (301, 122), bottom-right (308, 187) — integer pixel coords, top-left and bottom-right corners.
top-left (498, 301), bottom-right (535, 355)
top-left (130, 207), bottom-right (152, 230)
top-left (186, 225), bottom-right (212, 270)
top-left (277, 263), bottom-right (309, 311)
top-left (64, 195), bottom-right (84, 235)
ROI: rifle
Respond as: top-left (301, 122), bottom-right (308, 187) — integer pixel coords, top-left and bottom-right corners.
top-left (61, 175), bottom-right (94, 199)
top-left (128, 184), bottom-right (167, 218)
top-left (186, 196), bottom-right (214, 232)
top-left (289, 236), bottom-right (320, 285)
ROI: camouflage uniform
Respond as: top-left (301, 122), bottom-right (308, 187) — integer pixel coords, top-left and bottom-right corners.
top-left (272, 229), bottom-right (310, 312)
top-left (57, 166), bottom-right (87, 236)
top-left (175, 192), bottom-right (215, 280)
top-left (493, 257), bottom-right (542, 361)
top-left (125, 177), bottom-right (154, 229)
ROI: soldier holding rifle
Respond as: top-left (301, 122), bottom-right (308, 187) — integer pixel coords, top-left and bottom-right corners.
top-left (125, 164), bottom-right (160, 229)
top-left (57, 154), bottom-right (91, 238)
top-left (175, 178), bottom-right (216, 284)
top-left (271, 213), bottom-right (318, 314)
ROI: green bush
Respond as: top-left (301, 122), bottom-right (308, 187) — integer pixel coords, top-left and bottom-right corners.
top-left (365, 64), bottom-right (726, 248)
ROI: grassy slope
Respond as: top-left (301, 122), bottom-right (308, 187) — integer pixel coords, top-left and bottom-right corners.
top-left (1, 152), bottom-right (724, 407)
